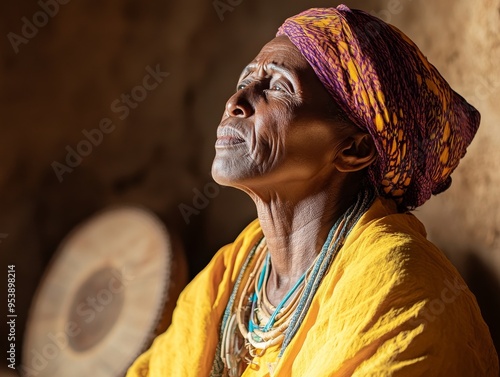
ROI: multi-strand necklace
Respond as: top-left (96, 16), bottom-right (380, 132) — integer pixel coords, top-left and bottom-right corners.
top-left (211, 188), bottom-right (375, 377)
top-left (241, 251), bottom-right (312, 351)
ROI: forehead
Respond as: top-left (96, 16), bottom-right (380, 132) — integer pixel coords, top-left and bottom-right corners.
top-left (245, 35), bottom-right (310, 73)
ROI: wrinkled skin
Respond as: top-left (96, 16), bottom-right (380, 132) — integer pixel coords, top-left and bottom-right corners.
top-left (212, 36), bottom-right (376, 304)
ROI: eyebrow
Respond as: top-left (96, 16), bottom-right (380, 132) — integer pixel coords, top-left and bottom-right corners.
top-left (239, 62), bottom-right (296, 82)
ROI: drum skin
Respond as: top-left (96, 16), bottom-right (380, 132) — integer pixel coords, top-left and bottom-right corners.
top-left (22, 207), bottom-right (188, 377)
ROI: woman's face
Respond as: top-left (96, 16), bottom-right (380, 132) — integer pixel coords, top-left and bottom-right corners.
top-left (212, 36), bottom-right (353, 193)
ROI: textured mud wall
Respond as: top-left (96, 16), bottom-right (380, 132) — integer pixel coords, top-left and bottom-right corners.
top-left (0, 0), bottom-right (498, 374)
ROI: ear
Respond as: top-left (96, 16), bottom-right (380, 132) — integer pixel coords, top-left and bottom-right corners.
top-left (334, 133), bottom-right (377, 173)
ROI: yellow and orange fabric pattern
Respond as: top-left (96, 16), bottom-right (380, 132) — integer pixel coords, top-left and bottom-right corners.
top-left (127, 198), bottom-right (498, 376)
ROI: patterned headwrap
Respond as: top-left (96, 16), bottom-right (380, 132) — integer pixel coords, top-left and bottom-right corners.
top-left (277, 5), bottom-right (480, 209)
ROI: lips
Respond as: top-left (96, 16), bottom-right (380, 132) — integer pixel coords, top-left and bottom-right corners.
top-left (215, 125), bottom-right (246, 147)
top-left (215, 136), bottom-right (245, 146)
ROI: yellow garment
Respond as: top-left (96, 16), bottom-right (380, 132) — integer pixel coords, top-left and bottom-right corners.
top-left (127, 198), bottom-right (498, 376)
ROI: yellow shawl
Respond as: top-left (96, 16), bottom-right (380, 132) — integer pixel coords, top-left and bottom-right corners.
top-left (127, 198), bottom-right (498, 376)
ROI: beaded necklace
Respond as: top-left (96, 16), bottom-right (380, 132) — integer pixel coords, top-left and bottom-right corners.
top-left (211, 188), bottom-right (375, 377)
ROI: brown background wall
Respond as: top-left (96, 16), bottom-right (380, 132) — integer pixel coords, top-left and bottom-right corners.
top-left (0, 0), bottom-right (498, 375)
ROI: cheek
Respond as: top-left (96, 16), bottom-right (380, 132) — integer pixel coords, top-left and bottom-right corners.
top-left (285, 122), bottom-right (339, 167)
top-left (252, 109), bottom-right (290, 166)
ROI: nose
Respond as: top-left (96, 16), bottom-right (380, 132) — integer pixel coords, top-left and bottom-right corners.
top-left (225, 90), bottom-right (254, 118)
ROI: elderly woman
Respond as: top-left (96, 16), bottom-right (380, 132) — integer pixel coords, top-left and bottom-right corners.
top-left (127, 5), bottom-right (498, 377)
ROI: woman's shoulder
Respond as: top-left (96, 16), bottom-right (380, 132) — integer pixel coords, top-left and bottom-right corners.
top-left (343, 197), bottom-right (448, 268)
top-left (336, 196), bottom-right (472, 308)
top-left (318, 198), bottom-right (498, 375)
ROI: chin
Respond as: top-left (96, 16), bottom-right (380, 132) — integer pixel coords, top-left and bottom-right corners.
top-left (211, 159), bottom-right (236, 188)
top-left (211, 157), bottom-right (258, 190)
top-left (211, 173), bottom-right (231, 188)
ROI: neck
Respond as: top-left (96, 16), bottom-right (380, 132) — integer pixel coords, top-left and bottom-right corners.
top-left (248, 180), bottom-right (360, 303)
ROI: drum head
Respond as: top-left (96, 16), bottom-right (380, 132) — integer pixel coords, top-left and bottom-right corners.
top-left (23, 207), bottom-right (172, 377)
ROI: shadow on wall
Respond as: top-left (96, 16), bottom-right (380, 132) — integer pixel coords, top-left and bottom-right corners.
top-left (463, 252), bottom-right (500, 355)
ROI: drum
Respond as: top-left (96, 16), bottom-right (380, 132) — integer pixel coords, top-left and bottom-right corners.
top-left (22, 206), bottom-right (187, 377)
